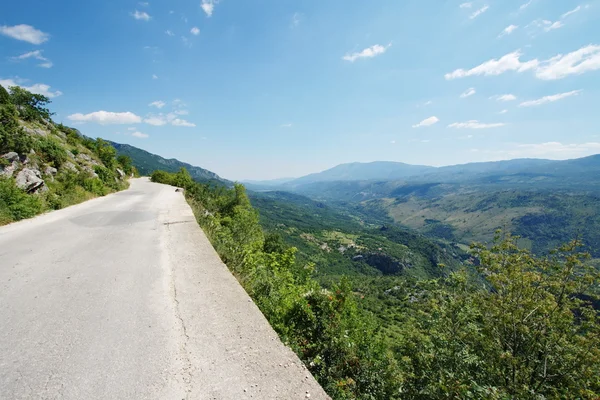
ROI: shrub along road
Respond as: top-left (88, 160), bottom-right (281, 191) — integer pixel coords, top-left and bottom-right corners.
top-left (0, 178), bottom-right (328, 400)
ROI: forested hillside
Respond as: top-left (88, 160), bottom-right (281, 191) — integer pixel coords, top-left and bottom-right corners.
top-left (151, 167), bottom-right (600, 399)
top-left (0, 85), bottom-right (131, 224)
top-left (110, 141), bottom-right (229, 185)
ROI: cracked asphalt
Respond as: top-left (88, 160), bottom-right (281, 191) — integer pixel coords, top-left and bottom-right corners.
top-left (0, 178), bottom-right (329, 399)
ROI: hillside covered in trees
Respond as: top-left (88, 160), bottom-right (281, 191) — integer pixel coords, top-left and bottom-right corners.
top-left (0, 85), bottom-right (132, 224)
top-left (151, 167), bottom-right (600, 399)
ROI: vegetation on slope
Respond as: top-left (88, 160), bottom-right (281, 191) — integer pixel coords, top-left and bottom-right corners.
top-left (152, 168), bottom-right (600, 399)
top-left (0, 85), bottom-right (132, 224)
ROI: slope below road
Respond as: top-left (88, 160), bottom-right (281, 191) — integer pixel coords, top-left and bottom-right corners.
top-left (0, 178), bottom-right (328, 400)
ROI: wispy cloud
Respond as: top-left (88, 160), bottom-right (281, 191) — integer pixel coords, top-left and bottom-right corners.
top-left (144, 112), bottom-right (196, 127)
top-left (0, 24), bottom-right (49, 44)
top-left (0, 78), bottom-right (62, 98)
top-left (68, 111), bottom-right (142, 125)
top-left (11, 50), bottom-right (53, 68)
top-left (131, 10), bottom-right (151, 21)
top-left (519, 90), bottom-right (582, 107)
top-left (460, 88), bottom-right (476, 98)
top-left (460, 2), bottom-right (473, 8)
top-left (291, 12), bottom-right (302, 28)
top-left (446, 45), bottom-right (600, 80)
top-left (470, 5), bottom-right (489, 19)
top-left (499, 24), bottom-right (518, 38)
top-left (519, 0), bottom-right (534, 11)
top-left (562, 5), bottom-right (582, 18)
top-left (201, 0), bottom-right (217, 17)
top-left (448, 120), bottom-right (505, 129)
top-left (280, 123), bottom-right (292, 128)
top-left (149, 100), bottom-right (166, 109)
top-left (152, 74), bottom-right (158, 80)
top-left (493, 94), bottom-right (517, 101)
top-left (131, 131), bottom-right (149, 138)
top-left (499, 109), bottom-right (509, 114)
top-left (343, 43), bottom-right (391, 62)
top-left (445, 51), bottom-right (538, 79)
top-left (412, 116), bottom-right (439, 128)
top-left (165, 30), bottom-right (175, 36)
top-left (536, 45), bottom-right (600, 80)
top-left (190, 27), bottom-right (200, 35)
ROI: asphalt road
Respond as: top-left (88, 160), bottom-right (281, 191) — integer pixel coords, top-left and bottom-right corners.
top-left (0, 178), bottom-right (329, 400)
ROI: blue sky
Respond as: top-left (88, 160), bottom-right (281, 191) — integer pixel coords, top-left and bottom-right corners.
top-left (1, 0), bottom-right (600, 180)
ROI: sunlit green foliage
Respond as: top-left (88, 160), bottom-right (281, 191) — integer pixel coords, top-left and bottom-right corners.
top-left (8, 86), bottom-right (54, 122)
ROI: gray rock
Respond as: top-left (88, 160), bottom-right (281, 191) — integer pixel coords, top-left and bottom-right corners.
top-left (116, 168), bottom-right (125, 178)
top-left (15, 168), bottom-right (45, 193)
top-left (2, 152), bottom-right (20, 162)
top-left (64, 162), bottom-right (78, 172)
top-left (81, 165), bottom-right (99, 179)
top-left (0, 161), bottom-right (18, 178)
top-left (66, 151), bottom-right (75, 159)
top-left (22, 126), bottom-right (48, 137)
top-left (77, 153), bottom-right (100, 166)
top-left (44, 166), bottom-right (58, 176)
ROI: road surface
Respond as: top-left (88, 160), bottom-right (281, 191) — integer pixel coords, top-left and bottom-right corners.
top-left (0, 178), bottom-right (329, 399)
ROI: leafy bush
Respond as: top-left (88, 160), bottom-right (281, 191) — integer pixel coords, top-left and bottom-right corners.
top-left (0, 178), bottom-right (43, 222)
top-left (0, 104), bottom-right (32, 154)
top-left (35, 137), bottom-right (68, 167)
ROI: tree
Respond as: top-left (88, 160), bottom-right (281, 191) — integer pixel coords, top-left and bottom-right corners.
top-left (8, 86), bottom-right (53, 122)
top-left (0, 85), bottom-right (10, 105)
top-left (117, 155), bottom-right (133, 175)
top-left (94, 138), bottom-right (117, 168)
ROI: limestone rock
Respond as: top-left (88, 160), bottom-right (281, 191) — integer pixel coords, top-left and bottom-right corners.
top-left (44, 166), bottom-right (58, 176)
top-left (116, 168), bottom-right (125, 178)
top-left (1, 161), bottom-right (18, 178)
top-left (2, 152), bottom-right (19, 162)
top-left (15, 168), bottom-right (45, 193)
top-left (64, 161), bottom-right (78, 172)
top-left (22, 126), bottom-right (48, 137)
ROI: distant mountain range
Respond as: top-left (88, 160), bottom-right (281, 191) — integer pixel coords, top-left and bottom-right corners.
top-left (110, 141), bottom-right (230, 185)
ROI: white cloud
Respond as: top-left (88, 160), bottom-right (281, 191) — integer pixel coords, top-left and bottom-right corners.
top-left (390, 140), bottom-right (396, 144)
top-left (201, 0), bottom-right (216, 17)
top-left (499, 24), bottom-right (518, 37)
top-left (165, 30), bottom-right (175, 36)
top-left (0, 24), bottom-right (49, 44)
top-left (423, 100), bottom-right (433, 106)
top-left (152, 74), bottom-right (158, 80)
top-left (68, 111), bottom-right (142, 125)
top-left (535, 45), bottom-right (600, 80)
top-left (543, 20), bottom-right (563, 32)
top-left (448, 120), bottom-right (505, 129)
top-left (0, 78), bottom-right (62, 98)
top-left (561, 5), bottom-right (582, 19)
top-left (460, 2), bottom-right (473, 8)
top-left (445, 51), bottom-right (539, 79)
top-left (11, 50), bottom-right (53, 68)
top-left (144, 112), bottom-right (195, 127)
top-left (149, 100), bottom-right (166, 109)
top-left (460, 88), bottom-right (476, 98)
top-left (128, 127), bottom-right (137, 131)
top-left (281, 123), bottom-right (292, 128)
top-left (139, 1), bottom-right (149, 6)
top-left (470, 5), bottom-right (489, 19)
top-left (519, 89), bottom-right (582, 107)
top-left (447, 45), bottom-right (600, 81)
top-left (190, 27), bottom-right (200, 35)
top-left (131, 10), bottom-right (151, 21)
top-left (171, 118), bottom-right (196, 127)
top-left (499, 109), bottom-right (509, 114)
top-left (519, 0), bottom-right (534, 11)
top-left (291, 12), bottom-right (302, 27)
top-left (412, 116), bottom-right (439, 128)
top-left (343, 43), bottom-right (391, 62)
top-left (131, 131), bottom-right (149, 138)
top-left (495, 94), bottom-right (517, 101)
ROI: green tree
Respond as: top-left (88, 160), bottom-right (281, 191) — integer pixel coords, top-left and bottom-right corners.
top-left (117, 155), bottom-right (133, 175)
top-left (0, 85), bottom-right (10, 105)
top-left (94, 138), bottom-right (117, 168)
top-left (8, 86), bottom-right (53, 122)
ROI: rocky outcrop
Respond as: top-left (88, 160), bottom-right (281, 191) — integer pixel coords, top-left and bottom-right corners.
top-left (116, 168), bottom-right (125, 178)
top-left (2, 152), bottom-right (19, 162)
top-left (15, 168), bottom-right (46, 193)
top-left (77, 153), bottom-right (101, 166)
top-left (21, 126), bottom-right (48, 137)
